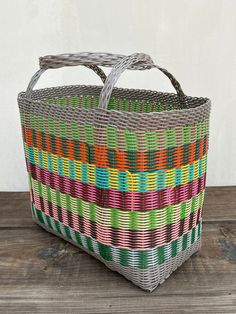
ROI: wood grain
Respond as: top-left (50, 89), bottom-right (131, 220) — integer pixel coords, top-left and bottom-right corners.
top-left (0, 187), bottom-right (236, 313)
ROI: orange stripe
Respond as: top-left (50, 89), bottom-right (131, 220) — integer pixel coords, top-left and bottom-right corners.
top-left (66, 138), bottom-right (75, 160)
top-left (94, 146), bottom-right (109, 168)
top-left (25, 128), bottom-right (33, 146)
top-left (175, 146), bottom-right (183, 168)
top-left (79, 142), bottom-right (88, 164)
top-left (136, 153), bottom-right (148, 172)
top-left (156, 150), bottom-right (166, 170)
top-left (44, 133), bottom-right (52, 153)
top-left (23, 126), bottom-right (207, 171)
top-left (188, 142), bottom-right (196, 163)
top-left (115, 151), bottom-right (128, 171)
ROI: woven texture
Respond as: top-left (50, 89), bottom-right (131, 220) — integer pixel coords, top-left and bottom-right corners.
top-left (18, 52), bottom-right (211, 291)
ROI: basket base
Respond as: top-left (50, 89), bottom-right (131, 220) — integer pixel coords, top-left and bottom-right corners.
top-left (33, 216), bottom-right (201, 292)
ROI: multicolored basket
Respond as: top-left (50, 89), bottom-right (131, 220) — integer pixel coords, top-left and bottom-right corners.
top-left (18, 52), bottom-right (211, 291)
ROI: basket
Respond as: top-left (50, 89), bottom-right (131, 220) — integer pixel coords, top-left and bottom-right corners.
top-left (18, 52), bottom-right (211, 291)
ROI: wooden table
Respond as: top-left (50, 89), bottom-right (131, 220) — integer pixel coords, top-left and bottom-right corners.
top-left (0, 187), bottom-right (236, 313)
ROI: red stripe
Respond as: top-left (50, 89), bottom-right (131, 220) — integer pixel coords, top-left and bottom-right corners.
top-left (27, 159), bottom-right (206, 211)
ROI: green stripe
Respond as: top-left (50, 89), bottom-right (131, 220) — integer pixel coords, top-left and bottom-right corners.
top-left (32, 204), bottom-right (202, 269)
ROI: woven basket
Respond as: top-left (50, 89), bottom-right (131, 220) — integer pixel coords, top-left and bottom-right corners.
top-left (18, 52), bottom-right (211, 291)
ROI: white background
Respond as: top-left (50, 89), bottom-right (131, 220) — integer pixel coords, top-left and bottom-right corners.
top-left (0, 0), bottom-right (235, 191)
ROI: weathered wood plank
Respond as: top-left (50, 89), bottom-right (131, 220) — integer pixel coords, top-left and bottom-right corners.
top-left (0, 187), bottom-right (236, 228)
top-left (0, 221), bottom-right (235, 313)
top-left (0, 195), bottom-right (32, 228)
top-left (203, 186), bottom-right (236, 222)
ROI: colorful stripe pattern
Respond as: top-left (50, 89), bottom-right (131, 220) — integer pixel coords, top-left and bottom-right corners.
top-left (22, 126), bottom-right (208, 172)
top-left (19, 93), bottom-right (210, 291)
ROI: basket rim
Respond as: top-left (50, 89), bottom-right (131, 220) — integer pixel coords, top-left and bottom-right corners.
top-left (18, 84), bottom-right (211, 130)
top-left (18, 84), bottom-right (211, 116)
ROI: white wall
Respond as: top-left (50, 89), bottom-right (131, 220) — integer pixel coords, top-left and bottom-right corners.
top-left (0, 0), bottom-right (235, 190)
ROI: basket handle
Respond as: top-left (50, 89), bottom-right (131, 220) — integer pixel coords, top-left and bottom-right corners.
top-left (98, 53), bottom-right (187, 109)
top-left (39, 52), bottom-right (153, 70)
top-left (25, 52), bottom-right (153, 98)
top-left (25, 64), bottom-right (107, 98)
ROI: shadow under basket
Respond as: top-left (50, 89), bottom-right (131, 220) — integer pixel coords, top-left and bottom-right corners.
top-left (18, 52), bottom-right (211, 291)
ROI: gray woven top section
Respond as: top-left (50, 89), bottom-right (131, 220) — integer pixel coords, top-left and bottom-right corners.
top-left (18, 84), bottom-right (211, 130)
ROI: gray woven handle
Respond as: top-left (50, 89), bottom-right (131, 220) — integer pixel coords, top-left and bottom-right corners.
top-left (39, 52), bottom-right (153, 70)
top-left (26, 65), bottom-right (107, 98)
top-left (26, 52), bottom-right (186, 107)
top-left (26, 52), bottom-right (153, 98)
top-left (99, 53), bottom-right (186, 109)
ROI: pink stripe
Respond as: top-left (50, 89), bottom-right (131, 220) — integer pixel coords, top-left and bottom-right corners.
top-left (33, 193), bottom-right (202, 249)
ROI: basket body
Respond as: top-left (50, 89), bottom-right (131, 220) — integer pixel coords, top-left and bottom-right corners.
top-left (18, 83), bottom-right (210, 291)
